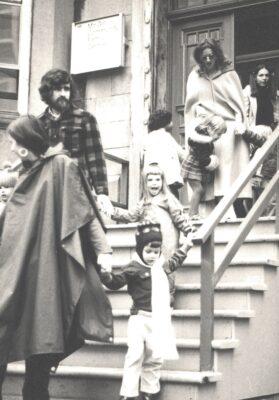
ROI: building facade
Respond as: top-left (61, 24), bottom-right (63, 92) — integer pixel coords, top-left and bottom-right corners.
top-left (0, 0), bottom-right (278, 207)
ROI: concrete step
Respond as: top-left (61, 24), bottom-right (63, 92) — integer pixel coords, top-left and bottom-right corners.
top-left (106, 283), bottom-right (266, 310)
top-left (106, 217), bottom-right (275, 247)
top-left (112, 309), bottom-right (254, 339)
top-left (176, 259), bottom-right (279, 285)
top-left (59, 338), bottom-right (238, 372)
top-left (174, 282), bottom-right (266, 310)
top-left (110, 234), bottom-right (279, 265)
top-left (3, 363), bottom-right (222, 400)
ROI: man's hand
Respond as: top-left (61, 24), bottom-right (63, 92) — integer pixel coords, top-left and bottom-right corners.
top-left (97, 194), bottom-right (114, 217)
top-left (97, 253), bottom-right (112, 274)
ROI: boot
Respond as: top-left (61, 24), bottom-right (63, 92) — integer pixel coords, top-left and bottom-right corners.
top-left (140, 392), bottom-right (159, 400)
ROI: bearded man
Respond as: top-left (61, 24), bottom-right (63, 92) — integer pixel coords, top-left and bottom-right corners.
top-left (38, 68), bottom-right (112, 213)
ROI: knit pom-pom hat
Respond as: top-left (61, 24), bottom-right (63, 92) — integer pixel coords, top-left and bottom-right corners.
top-left (135, 220), bottom-right (162, 261)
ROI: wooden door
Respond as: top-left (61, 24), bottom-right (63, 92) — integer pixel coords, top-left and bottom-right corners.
top-left (169, 13), bottom-right (234, 146)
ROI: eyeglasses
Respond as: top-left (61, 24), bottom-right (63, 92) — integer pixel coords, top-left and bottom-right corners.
top-left (201, 54), bottom-right (215, 62)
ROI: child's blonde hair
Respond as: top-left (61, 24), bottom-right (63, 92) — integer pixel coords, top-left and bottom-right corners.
top-left (197, 114), bottom-right (227, 137)
top-left (141, 163), bottom-right (172, 202)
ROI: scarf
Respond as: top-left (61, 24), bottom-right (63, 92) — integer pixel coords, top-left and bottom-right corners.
top-left (133, 253), bottom-right (178, 360)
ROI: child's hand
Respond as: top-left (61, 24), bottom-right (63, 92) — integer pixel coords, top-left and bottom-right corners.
top-left (234, 123), bottom-right (246, 135)
top-left (184, 232), bottom-right (194, 248)
top-left (205, 155), bottom-right (219, 171)
top-left (97, 253), bottom-right (112, 274)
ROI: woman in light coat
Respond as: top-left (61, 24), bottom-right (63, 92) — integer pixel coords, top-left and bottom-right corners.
top-left (184, 38), bottom-right (251, 217)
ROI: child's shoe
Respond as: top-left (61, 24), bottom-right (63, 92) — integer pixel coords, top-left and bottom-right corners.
top-left (119, 397), bottom-right (137, 400)
top-left (140, 392), bottom-right (159, 400)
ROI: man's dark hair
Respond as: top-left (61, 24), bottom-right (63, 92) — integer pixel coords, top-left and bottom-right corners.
top-left (38, 68), bottom-right (76, 105)
top-left (147, 110), bottom-right (172, 132)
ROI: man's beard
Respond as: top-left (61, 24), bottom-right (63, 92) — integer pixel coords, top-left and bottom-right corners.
top-left (50, 96), bottom-right (70, 113)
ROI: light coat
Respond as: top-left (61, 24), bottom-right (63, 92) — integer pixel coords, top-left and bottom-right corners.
top-left (143, 128), bottom-right (185, 186)
top-left (184, 66), bottom-right (252, 199)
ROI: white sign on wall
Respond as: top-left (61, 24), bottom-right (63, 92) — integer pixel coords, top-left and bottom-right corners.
top-left (70, 14), bottom-right (125, 74)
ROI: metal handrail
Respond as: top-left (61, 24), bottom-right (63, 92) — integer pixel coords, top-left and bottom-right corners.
top-left (191, 126), bottom-right (279, 371)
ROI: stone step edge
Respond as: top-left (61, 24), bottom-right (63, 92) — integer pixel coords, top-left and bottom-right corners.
top-left (105, 217), bottom-right (275, 231)
top-left (6, 364), bottom-right (222, 384)
top-left (113, 309), bottom-right (255, 319)
top-left (175, 283), bottom-right (267, 291)
top-left (109, 234), bottom-right (279, 248)
top-left (111, 259), bottom-right (279, 269)
top-left (84, 338), bottom-right (239, 350)
top-left (106, 283), bottom-right (267, 293)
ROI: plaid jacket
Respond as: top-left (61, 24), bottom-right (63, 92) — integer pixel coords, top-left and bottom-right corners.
top-left (39, 105), bottom-right (108, 195)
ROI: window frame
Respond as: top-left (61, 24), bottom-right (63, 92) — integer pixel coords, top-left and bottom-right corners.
top-left (0, 0), bottom-right (32, 117)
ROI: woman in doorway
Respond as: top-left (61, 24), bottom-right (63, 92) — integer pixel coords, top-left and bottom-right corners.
top-left (243, 64), bottom-right (279, 213)
top-left (184, 38), bottom-right (251, 217)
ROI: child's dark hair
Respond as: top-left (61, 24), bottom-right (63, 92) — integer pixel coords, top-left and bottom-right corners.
top-left (148, 110), bottom-right (172, 132)
top-left (135, 220), bottom-right (162, 261)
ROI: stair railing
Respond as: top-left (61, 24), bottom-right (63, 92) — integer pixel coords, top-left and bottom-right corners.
top-left (192, 126), bottom-right (279, 372)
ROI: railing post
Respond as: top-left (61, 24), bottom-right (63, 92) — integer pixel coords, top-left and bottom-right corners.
top-left (276, 142), bottom-right (279, 234)
top-left (200, 232), bottom-right (214, 371)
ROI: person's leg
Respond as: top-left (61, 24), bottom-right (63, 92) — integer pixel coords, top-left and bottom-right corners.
top-left (22, 355), bottom-right (52, 400)
top-left (140, 318), bottom-right (163, 398)
top-left (168, 184), bottom-right (179, 199)
top-left (0, 364), bottom-right (7, 400)
top-left (233, 198), bottom-right (248, 218)
top-left (119, 315), bottom-right (145, 398)
top-left (188, 179), bottom-right (205, 217)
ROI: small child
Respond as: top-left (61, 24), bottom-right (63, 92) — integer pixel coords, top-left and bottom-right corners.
top-left (0, 165), bottom-right (19, 215)
top-left (143, 110), bottom-right (185, 198)
top-left (181, 114), bottom-right (227, 219)
top-left (111, 163), bottom-right (192, 300)
top-left (101, 220), bottom-right (193, 400)
top-left (242, 126), bottom-right (276, 214)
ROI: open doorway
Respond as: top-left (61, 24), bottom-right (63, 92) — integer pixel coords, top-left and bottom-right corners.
top-left (235, 2), bottom-right (279, 89)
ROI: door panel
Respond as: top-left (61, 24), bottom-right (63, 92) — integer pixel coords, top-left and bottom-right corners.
top-left (169, 13), bottom-right (234, 146)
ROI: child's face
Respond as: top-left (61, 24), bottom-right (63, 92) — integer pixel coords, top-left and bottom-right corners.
top-left (0, 187), bottom-right (12, 202)
top-left (142, 243), bottom-right (161, 266)
top-left (146, 174), bottom-right (163, 197)
top-left (207, 126), bottom-right (222, 142)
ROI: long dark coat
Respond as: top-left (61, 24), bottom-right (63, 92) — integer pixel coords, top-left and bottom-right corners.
top-left (0, 150), bottom-right (113, 365)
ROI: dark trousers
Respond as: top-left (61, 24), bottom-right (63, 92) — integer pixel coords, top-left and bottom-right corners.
top-left (0, 355), bottom-right (53, 400)
top-left (168, 183), bottom-right (180, 199)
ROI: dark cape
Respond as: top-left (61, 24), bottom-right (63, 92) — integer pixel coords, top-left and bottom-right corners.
top-left (0, 149), bottom-right (113, 365)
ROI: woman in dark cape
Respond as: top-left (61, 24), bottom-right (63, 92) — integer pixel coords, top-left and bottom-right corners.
top-left (0, 115), bottom-right (113, 400)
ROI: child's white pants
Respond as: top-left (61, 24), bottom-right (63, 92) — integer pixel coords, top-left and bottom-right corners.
top-left (120, 312), bottom-right (163, 397)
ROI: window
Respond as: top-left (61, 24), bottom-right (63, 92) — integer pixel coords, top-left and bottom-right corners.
top-left (0, 1), bottom-right (21, 112)
top-left (105, 153), bottom-right (129, 208)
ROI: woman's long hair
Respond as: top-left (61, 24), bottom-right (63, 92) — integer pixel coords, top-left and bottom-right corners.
top-left (141, 163), bottom-right (173, 203)
top-left (193, 38), bottom-right (231, 72)
top-left (249, 64), bottom-right (277, 100)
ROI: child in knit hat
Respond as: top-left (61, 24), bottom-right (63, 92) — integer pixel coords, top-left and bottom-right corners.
top-left (101, 220), bottom-right (193, 400)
